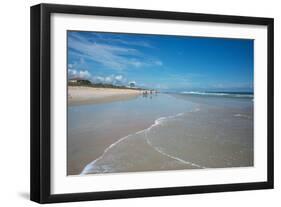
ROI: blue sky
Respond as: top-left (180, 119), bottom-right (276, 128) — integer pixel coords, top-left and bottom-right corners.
top-left (68, 31), bottom-right (253, 92)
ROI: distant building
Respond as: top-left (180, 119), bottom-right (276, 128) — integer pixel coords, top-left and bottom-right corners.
top-left (68, 78), bottom-right (91, 85)
top-left (69, 79), bottom-right (78, 83)
top-left (128, 82), bottom-right (136, 88)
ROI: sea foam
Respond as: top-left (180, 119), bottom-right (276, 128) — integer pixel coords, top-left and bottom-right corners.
top-left (181, 91), bottom-right (253, 98)
top-left (80, 110), bottom-right (204, 175)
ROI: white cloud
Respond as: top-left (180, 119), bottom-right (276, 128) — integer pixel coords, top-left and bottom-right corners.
top-left (68, 67), bottom-right (133, 86)
top-left (102, 75), bottom-right (126, 85)
top-left (97, 36), bottom-right (153, 48)
top-left (115, 75), bottom-right (123, 81)
top-left (68, 32), bottom-right (163, 70)
top-left (80, 70), bottom-right (91, 79)
top-left (105, 76), bottom-right (113, 83)
top-left (69, 34), bottom-right (139, 70)
top-left (68, 69), bottom-right (77, 77)
top-left (68, 69), bottom-right (91, 80)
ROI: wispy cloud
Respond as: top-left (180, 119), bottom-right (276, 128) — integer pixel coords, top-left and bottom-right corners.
top-left (91, 33), bottom-right (154, 48)
top-left (68, 32), bottom-right (162, 70)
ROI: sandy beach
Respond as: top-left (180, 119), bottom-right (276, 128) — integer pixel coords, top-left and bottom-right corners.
top-left (68, 86), bottom-right (142, 106)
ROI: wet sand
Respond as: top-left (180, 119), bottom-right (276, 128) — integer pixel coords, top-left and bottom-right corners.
top-left (67, 121), bottom-right (151, 175)
top-left (81, 131), bottom-right (198, 174)
top-left (67, 93), bottom-right (194, 175)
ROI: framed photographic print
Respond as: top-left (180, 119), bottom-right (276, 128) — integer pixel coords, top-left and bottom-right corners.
top-left (30, 3), bottom-right (274, 203)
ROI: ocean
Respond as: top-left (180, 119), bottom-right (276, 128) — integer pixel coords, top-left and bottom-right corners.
top-left (67, 92), bottom-right (254, 175)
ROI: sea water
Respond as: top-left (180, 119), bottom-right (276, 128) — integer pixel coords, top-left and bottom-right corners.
top-left (68, 92), bottom-right (253, 175)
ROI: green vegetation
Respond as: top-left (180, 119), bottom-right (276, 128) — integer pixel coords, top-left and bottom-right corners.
top-left (68, 79), bottom-right (142, 90)
top-left (68, 79), bottom-right (91, 86)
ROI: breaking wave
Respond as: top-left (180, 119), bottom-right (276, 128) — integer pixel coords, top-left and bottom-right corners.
top-left (181, 91), bottom-right (253, 98)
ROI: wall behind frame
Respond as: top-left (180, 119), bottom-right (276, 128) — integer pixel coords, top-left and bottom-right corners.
top-left (0, 0), bottom-right (279, 206)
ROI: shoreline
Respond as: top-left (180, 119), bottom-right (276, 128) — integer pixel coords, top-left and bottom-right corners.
top-left (80, 112), bottom-right (201, 175)
top-left (67, 93), bottom-right (253, 175)
top-left (68, 86), bottom-right (142, 106)
top-left (67, 94), bottom-right (196, 175)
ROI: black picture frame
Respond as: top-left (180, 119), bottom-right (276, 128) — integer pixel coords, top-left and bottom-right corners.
top-left (30, 3), bottom-right (274, 204)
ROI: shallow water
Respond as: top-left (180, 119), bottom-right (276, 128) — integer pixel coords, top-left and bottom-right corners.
top-left (68, 93), bottom-right (253, 175)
